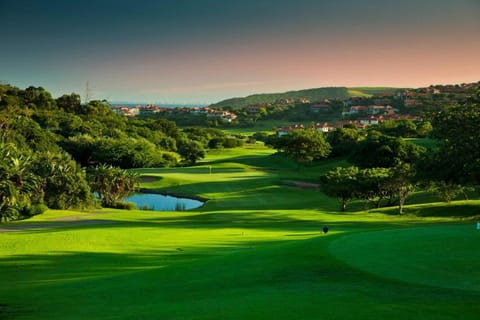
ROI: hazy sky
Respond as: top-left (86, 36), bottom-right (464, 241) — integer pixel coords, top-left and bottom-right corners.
top-left (1, 0), bottom-right (479, 103)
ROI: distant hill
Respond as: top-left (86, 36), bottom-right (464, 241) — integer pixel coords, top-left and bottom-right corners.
top-left (347, 87), bottom-right (403, 97)
top-left (209, 86), bottom-right (401, 109)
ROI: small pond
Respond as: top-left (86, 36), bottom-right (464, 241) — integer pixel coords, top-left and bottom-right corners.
top-left (125, 193), bottom-right (204, 211)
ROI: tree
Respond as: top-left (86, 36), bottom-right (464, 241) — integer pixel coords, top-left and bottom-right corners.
top-left (87, 164), bottom-right (139, 207)
top-left (177, 140), bottom-right (205, 165)
top-left (276, 129), bottom-right (331, 163)
top-left (429, 95), bottom-right (480, 185)
top-left (56, 93), bottom-right (81, 113)
top-left (0, 143), bottom-right (40, 221)
top-left (21, 86), bottom-right (56, 110)
top-left (33, 152), bottom-right (93, 209)
top-left (426, 181), bottom-right (472, 203)
top-left (328, 127), bottom-right (361, 157)
top-left (357, 167), bottom-right (392, 208)
top-left (63, 136), bottom-right (176, 168)
top-left (382, 164), bottom-right (415, 214)
top-left (320, 166), bottom-right (360, 211)
top-left (1, 114), bottom-right (61, 153)
top-left (377, 120), bottom-right (418, 138)
top-left (416, 121), bottom-right (433, 137)
top-left (349, 132), bottom-right (425, 168)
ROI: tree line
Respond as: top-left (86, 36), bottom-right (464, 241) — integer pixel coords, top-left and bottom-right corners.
top-left (1, 83), bottom-right (478, 218)
top-left (0, 84), bottom-right (245, 221)
top-left (266, 91), bottom-right (480, 213)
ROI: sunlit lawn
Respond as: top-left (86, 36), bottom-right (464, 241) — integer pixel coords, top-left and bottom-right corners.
top-left (1, 145), bottom-right (479, 319)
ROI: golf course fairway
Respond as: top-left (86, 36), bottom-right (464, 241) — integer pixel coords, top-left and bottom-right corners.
top-left (330, 224), bottom-right (480, 292)
top-left (1, 146), bottom-right (479, 319)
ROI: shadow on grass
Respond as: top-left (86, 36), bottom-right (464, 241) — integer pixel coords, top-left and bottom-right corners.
top-left (0, 236), bottom-right (311, 319)
top-left (2, 231), bottom-right (479, 320)
top-left (0, 211), bottom-right (415, 236)
top-left (205, 153), bottom-right (298, 170)
top-left (145, 174), bottom-right (274, 192)
top-left (369, 201), bottom-right (480, 218)
top-left (141, 177), bottom-right (340, 212)
top-left (136, 167), bottom-right (248, 175)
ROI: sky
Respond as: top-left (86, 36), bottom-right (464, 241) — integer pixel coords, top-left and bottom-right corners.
top-left (1, 0), bottom-right (479, 104)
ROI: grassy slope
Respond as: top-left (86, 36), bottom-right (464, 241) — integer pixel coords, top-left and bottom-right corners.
top-left (210, 87), bottom-right (350, 109)
top-left (210, 86), bottom-right (402, 109)
top-left (1, 145), bottom-right (479, 319)
top-left (348, 87), bottom-right (405, 96)
top-left (330, 224), bottom-right (480, 292)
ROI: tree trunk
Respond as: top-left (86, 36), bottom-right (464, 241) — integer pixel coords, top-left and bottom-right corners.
top-left (398, 189), bottom-right (408, 215)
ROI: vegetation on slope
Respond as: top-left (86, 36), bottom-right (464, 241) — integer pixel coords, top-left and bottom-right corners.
top-left (209, 87), bottom-right (351, 109)
top-left (348, 86), bottom-right (406, 96)
top-left (210, 86), bottom-right (401, 109)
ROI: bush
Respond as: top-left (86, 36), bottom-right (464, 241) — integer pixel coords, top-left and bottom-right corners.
top-left (19, 203), bottom-right (49, 218)
top-left (110, 201), bottom-right (137, 210)
top-left (27, 204), bottom-right (49, 216)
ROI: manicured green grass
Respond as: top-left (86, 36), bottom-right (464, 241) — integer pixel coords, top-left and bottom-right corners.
top-left (330, 223), bottom-right (480, 292)
top-left (1, 145), bottom-right (479, 319)
top-left (221, 120), bottom-right (290, 134)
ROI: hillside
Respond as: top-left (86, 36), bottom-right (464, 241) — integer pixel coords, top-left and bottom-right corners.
top-left (210, 87), bottom-right (350, 109)
top-left (347, 86), bottom-right (404, 97)
top-left (209, 86), bottom-right (401, 109)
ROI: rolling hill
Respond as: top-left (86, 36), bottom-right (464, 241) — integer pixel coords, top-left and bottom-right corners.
top-left (209, 86), bottom-right (401, 109)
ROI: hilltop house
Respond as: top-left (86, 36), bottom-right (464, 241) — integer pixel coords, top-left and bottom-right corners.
top-left (139, 104), bottom-right (163, 115)
top-left (276, 98), bottom-right (295, 105)
top-left (342, 105), bottom-right (368, 116)
top-left (246, 103), bottom-right (272, 114)
top-left (334, 120), bottom-right (369, 130)
top-left (311, 99), bottom-right (332, 113)
top-left (358, 115), bottom-right (383, 125)
top-left (314, 122), bottom-right (335, 132)
top-left (297, 98), bottom-right (311, 103)
top-left (367, 105), bottom-right (394, 115)
top-left (206, 110), bottom-right (237, 122)
top-left (112, 106), bottom-right (140, 117)
top-left (276, 124), bottom-right (305, 137)
top-left (191, 107), bottom-right (211, 114)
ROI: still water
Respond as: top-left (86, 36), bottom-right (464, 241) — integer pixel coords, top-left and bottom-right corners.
top-left (125, 193), bottom-right (204, 211)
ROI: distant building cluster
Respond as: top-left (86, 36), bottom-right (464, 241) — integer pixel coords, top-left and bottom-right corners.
top-left (112, 81), bottom-right (478, 132)
top-left (399, 83), bottom-right (478, 108)
top-left (342, 105), bottom-right (395, 117)
top-left (112, 105), bottom-right (238, 122)
top-left (275, 114), bottom-right (420, 136)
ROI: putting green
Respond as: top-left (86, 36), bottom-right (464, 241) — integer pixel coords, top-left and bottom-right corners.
top-left (329, 223), bottom-right (480, 292)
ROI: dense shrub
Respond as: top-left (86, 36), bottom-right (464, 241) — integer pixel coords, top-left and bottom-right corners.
top-left (25, 204), bottom-right (49, 216)
top-left (110, 201), bottom-right (137, 210)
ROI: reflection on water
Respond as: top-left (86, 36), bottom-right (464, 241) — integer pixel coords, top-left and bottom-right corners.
top-left (125, 193), bottom-right (203, 211)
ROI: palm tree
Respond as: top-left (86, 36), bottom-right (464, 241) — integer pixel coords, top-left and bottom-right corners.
top-left (88, 164), bottom-right (139, 207)
top-left (0, 143), bottom-right (40, 221)
top-left (32, 151), bottom-right (93, 209)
